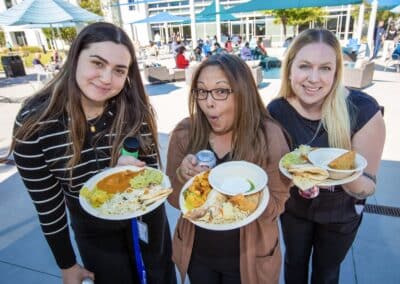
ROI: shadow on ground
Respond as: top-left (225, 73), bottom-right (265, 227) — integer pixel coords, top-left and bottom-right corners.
top-left (145, 83), bottom-right (181, 96)
top-left (0, 74), bottom-right (38, 88)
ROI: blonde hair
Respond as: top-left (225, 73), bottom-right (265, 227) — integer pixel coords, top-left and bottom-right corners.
top-left (278, 28), bottom-right (352, 149)
top-left (188, 53), bottom-right (271, 167)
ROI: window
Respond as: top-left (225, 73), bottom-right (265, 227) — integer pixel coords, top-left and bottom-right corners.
top-left (13, 32), bottom-right (27, 46)
top-left (5, 0), bottom-right (13, 9)
top-left (128, 0), bottom-right (135, 11)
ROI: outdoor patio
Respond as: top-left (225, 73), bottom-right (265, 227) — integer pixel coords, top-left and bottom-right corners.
top-left (1, 56), bottom-right (400, 283)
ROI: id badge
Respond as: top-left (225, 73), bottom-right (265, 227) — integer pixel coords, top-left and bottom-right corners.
top-left (137, 220), bottom-right (149, 244)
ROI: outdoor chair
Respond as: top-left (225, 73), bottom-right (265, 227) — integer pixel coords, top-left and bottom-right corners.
top-left (343, 60), bottom-right (375, 89)
top-left (144, 65), bottom-right (172, 83)
top-left (384, 43), bottom-right (400, 73)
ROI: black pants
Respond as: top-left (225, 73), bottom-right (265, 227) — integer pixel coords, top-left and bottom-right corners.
top-left (187, 255), bottom-right (241, 284)
top-left (280, 211), bottom-right (362, 284)
top-left (70, 204), bottom-right (176, 284)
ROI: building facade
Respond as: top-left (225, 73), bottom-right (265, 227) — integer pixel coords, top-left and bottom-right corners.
top-left (109, 0), bottom-right (356, 47)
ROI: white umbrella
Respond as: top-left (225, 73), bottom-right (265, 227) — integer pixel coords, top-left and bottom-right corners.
top-left (0, 0), bottom-right (102, 26)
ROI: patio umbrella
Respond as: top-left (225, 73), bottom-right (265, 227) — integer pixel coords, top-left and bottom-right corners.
top-left (367, 0), bottom-right (400, 9)
top-left (191, 0), bottom-right (237, 23)
top-left (0, 0), bottom-right (102, 26)
top-left (391, 4), bottom-right (400, 12)
top-left (128, 12), bottom-right (189, 45)
top-left (228, 0), bottom-right (362, 14)
top-left (129, 12), bottom-right (189, 24)
top-left (0, 0), bottom-right (102, 50)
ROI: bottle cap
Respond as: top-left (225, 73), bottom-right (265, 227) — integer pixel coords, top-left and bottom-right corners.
top-left (122, 137), bottom-right (139, 158)
top-left (123, 137), bottom-right (140, 153)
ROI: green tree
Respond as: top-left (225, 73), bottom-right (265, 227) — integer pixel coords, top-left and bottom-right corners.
top-left (268, 8), bottom-right (326, 38)
top-left (79, 0), bottom-right (104, 16)
top-left (0, 29), bottom-right (5, 47)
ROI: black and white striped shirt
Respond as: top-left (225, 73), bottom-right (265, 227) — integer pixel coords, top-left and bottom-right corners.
top-left (13, 105), bottom-right (158, 268)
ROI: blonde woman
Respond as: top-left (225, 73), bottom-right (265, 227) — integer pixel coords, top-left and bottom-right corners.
top-left (267, 28), bottom-right (385, 284)
top-left (166, 53), bottom-right (291, 284)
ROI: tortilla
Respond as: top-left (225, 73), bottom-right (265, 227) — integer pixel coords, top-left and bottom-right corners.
top-left (292, 175), bottom-right (321, 191)
top-left (328, 150), bottom-right (356, 170)
top-left (288, 164), bottom-right (329, 180)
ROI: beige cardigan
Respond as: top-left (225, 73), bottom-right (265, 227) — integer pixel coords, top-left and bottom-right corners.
top-left (166, 118), bottom-right (291, 284)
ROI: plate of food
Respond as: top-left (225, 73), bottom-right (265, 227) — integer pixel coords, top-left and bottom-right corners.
top-left (279, 145), bottom-right (367, 189)
top-left (79, 165), bottom-right (172, 220)
top-left (179, 170), bottom-right (270, 231)
top-left (208, 161), bottom-right (268, 196)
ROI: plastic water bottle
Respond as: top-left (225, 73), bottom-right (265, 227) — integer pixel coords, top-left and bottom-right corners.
top-left (82, 278), bottom-right (94, 284)
top-left (121, 137), bottom-right (140, 158)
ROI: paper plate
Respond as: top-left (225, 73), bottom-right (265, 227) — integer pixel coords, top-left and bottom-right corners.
top-left (208, 161), bottom-right (268, 196)
top-left (179, 173), bottom-right (270, 231)
top-left (279, 148), bottom-right (365, 187)
top-left (79, 165), bottom-right (170, 220)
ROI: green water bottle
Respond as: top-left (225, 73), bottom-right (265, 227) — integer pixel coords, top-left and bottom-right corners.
top-left (121, 137), bottom-right (140, 158)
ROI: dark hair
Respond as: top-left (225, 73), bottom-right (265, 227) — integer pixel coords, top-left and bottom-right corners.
top-left (178, 46), bottom-right (186, 54)
top-left (187, 53), bottom-right (271, 166)
top-left (12, 22), bottom-right (161, 168)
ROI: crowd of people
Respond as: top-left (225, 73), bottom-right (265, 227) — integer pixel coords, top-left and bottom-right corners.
top-left (2, 21), bottom-right (386, 284)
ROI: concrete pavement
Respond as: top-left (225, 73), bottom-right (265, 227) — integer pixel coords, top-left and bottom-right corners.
top-left (0, 60), bottom-right (399, 283)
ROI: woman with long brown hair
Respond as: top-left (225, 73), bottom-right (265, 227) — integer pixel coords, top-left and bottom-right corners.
top-left (166, 53), bottom-right (291, 284)
top-left (8, 22), bottom-right (176, 284)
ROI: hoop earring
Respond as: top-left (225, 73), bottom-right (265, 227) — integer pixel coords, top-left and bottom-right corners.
top-left (126, 78), bottom-right (133, 88)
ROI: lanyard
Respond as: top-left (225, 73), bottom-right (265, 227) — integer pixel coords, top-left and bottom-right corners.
top-left (131, 218), bottom-right (147, 284)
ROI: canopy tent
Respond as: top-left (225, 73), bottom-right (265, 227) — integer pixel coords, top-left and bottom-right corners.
top-left (367, 0), bottom-right (400, 9)
top-left (188, 0), bottom-right (237, 23)
top-left (0, 0), bottom-right (102, 49)
top-left (0, 0), bottom-right (102, 25)
top-left (391, 4), bottom-right (400, 12)
top-left (129, 11), bottom-right (189, 24)
top-left (228, 0), bottom-right (362, 14)
top-left (128, 12), bottom-right (189, 44)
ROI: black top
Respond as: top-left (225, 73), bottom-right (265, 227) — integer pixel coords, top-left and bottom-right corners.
top-left (267, 89), bottom-right (380, 223)
top-left (13, 101), bottom-right (159, 268)
top-left (191, 148), bottom-right (240, 271)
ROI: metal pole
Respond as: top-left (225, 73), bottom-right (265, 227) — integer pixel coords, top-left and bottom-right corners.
top-left (216, 0), bottom-right (221, 43)
top-left (356, 3), bottom-right (365, 41)
top-left (367, 0), bottom-right (378, 57)
top-left (189, 0), bottom-right (196, 44)
top-left (344, 5), bottom-right (351, 41)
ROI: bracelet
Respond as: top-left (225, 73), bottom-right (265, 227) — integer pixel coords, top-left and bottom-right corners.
top-left (362, 171), bottom-right (377, 184)
top-left (176, 167), bottom-right (186, 184)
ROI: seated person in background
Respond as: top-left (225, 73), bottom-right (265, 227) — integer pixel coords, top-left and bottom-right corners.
top-left (254, 38), bottom-right (268, 59)
top-left (212, 42), bottom-right (225, 55)
top-left (32, 53), bottom-right (45, 69)
top-left (192, 46), bottom-right (203, 62)
top-left (148, 41), bottom-right (159, 57)
top-left (176, 46), bottom-right (190, 68)
top-left (50, 50), bottom-right (63, 70)
top-left (225, 38), bottom-right (233, 53)
top-left (240, 42), bottom-right (252, 60)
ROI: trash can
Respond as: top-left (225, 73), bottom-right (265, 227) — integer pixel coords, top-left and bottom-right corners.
top-left (1, 55), bottom-right (26, 77)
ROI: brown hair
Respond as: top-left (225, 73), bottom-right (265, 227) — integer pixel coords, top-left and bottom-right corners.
top-left (278, 28), bottom-right (352, 149)
top-left (8, 22), bottom-right (160, 168)
top-left (188, 53), bottom-right (271, 167)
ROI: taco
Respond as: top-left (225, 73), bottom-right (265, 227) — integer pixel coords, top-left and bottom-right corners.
top-left (328, 150), bottom-right (356, 170)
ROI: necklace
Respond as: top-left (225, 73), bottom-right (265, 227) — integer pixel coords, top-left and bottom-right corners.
top-left (305, 120), bottom-right (323, 145)
top-left (87, 115), bottom-right (102, 133)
